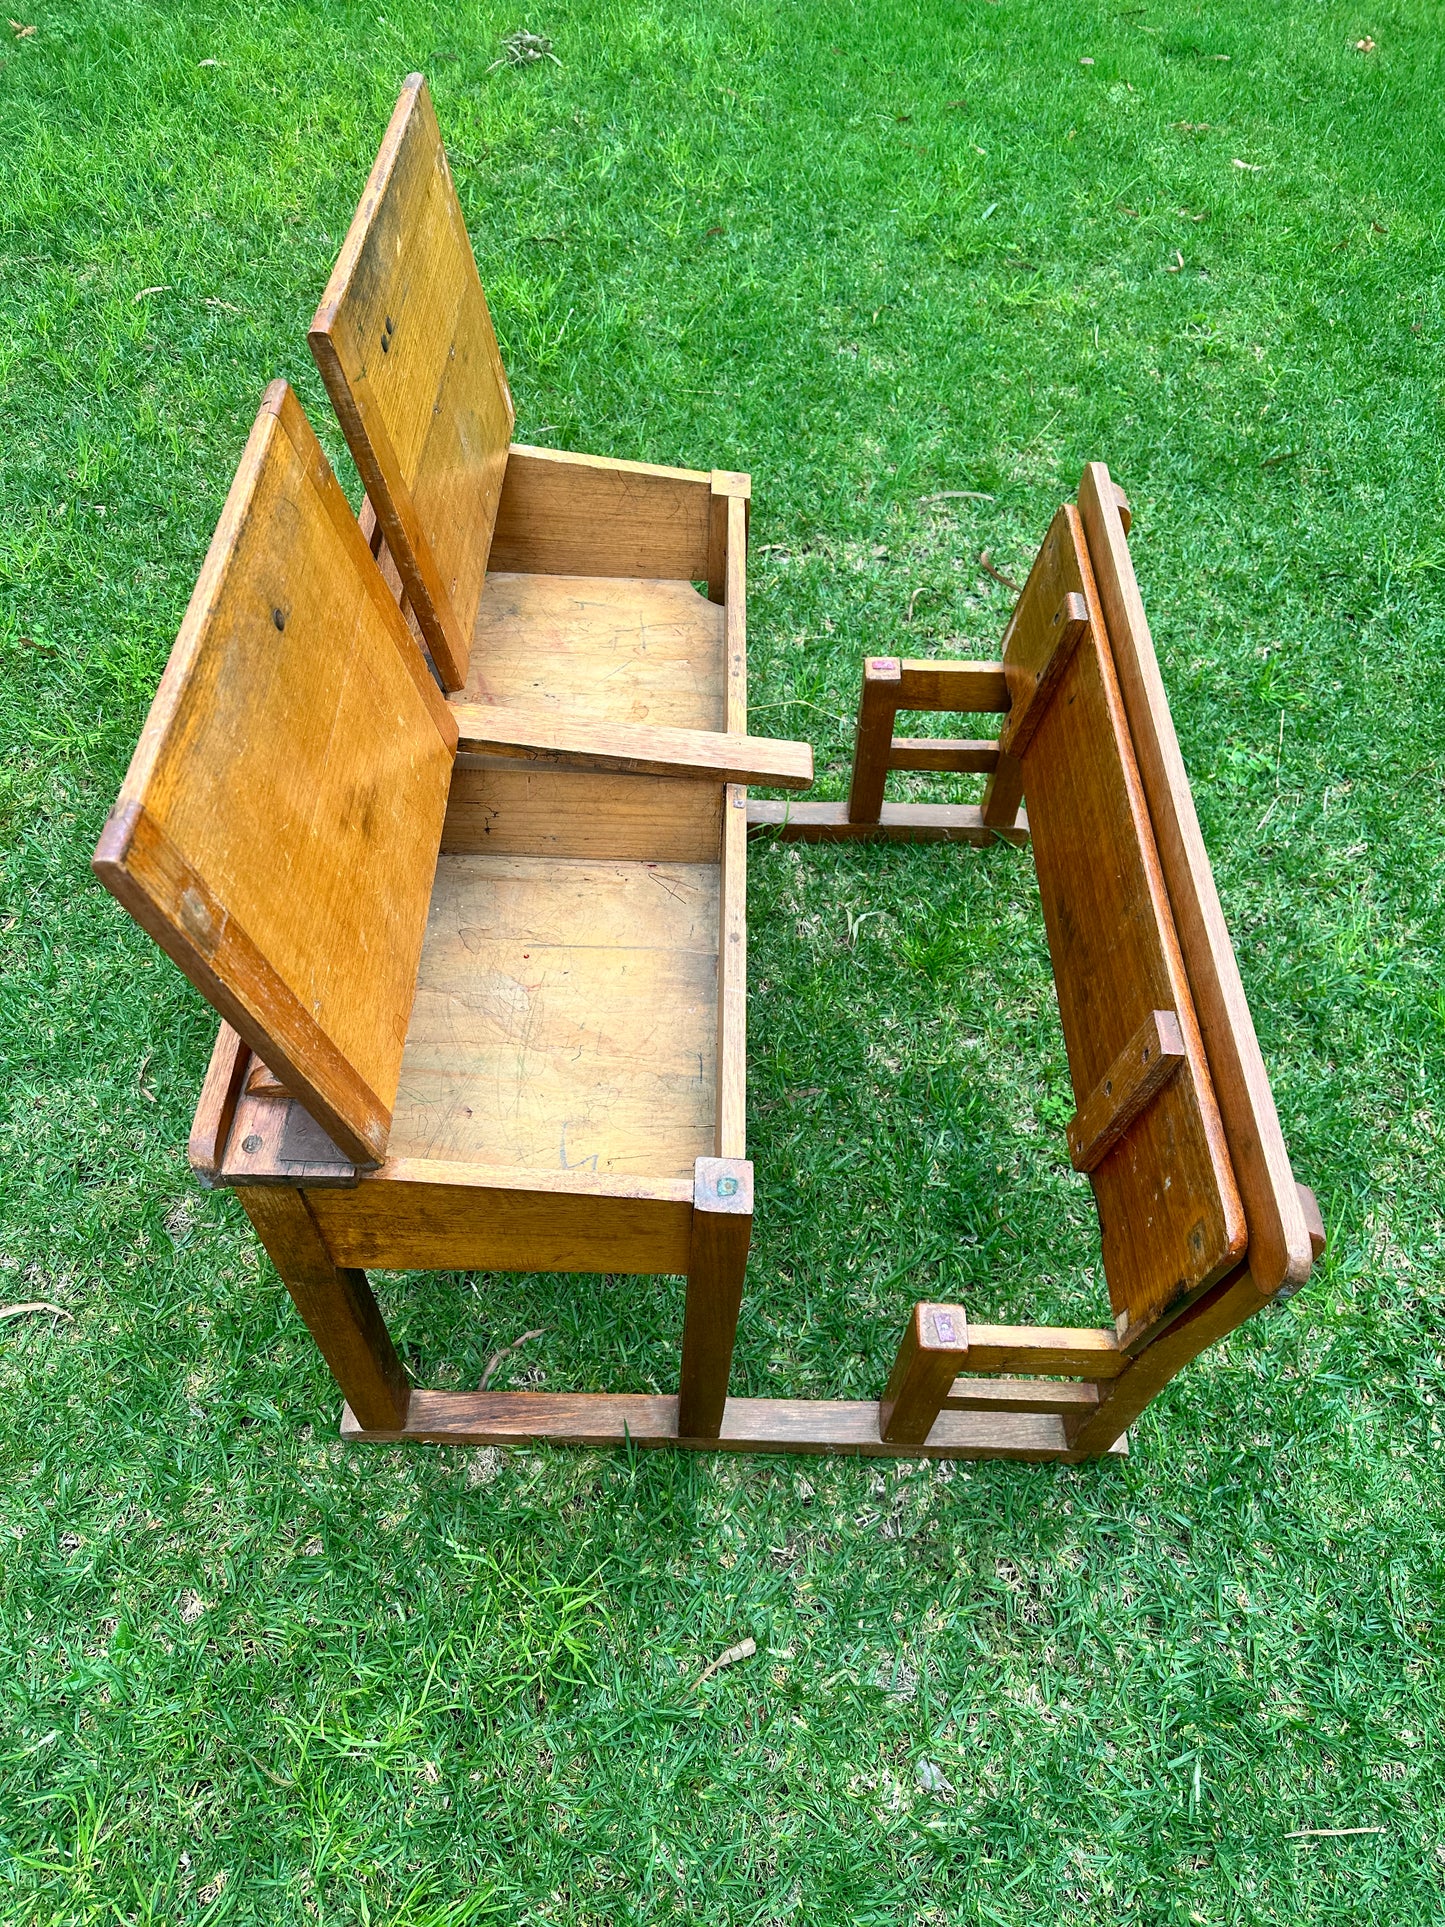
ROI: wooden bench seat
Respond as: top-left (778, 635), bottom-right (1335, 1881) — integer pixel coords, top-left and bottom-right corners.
top-left (387, 851), bottom-right (719, 1178)
top-left (462, 572), bottom-right (725, 728)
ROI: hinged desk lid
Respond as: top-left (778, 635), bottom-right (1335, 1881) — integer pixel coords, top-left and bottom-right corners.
top-left (309, 73), bottom-right (515, 692)
top-left (94, 381), bottom-right (456, 1166)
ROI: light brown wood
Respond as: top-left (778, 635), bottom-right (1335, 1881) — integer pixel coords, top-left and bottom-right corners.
top-left (220, 1087), bottom-right (358, 1188)
top-left (187, 1022), bottom-right (249, 1187)
top-left (708, 470), bottom-right (751, 605)
top-left (310, 74), bottom-right (514, 690)
top-left (461, 573), bottom-right (724, 729)
top-left (895, 660), bottom-right (1010, 711)
top-left (888, 739), bottom-right (1000, 774)
top-left (489, 446), bottom-right (713, 582)
top-left (340, 1389), bottom-right (1124, 1459)
top-left (1069, 1189), bottom-right (1325, 1456)
top-left (722, 493), bottom-right (748, 736)
top-left (92, 381), bottom-right (455, 1166)
top-left (716, 788), bottom-right (748, 1157)
top-left (387, 853), bottom-right (718, 1178)
top-left (678, 1158), bottom-right (753, 1438)
top-left (879, 1302), bottom-right (970, 1444)
top-left (448, 704), bottom-right (812, 789)
top-left (942, 1379), bottom-right (1100, 1416)
top-left (238, 1184), bottom-right (410, 1430)
top-left (1077, 463), bottom-right (1314, 1297)
top-left (443, 764), bottom-right (723, 861)
top-left (1019, 502), bottom-right (1245, 1345)
top-left (848, 657), bottom-right (901, 823)
top-left (712, 489), bottom-right (749, 1158)
top-left (953, 1324), bottom-right (1126, 1379)
top-left (747, 800), bottom-right (1029, 845)
top-left (1067, 1009), bottom-right (1186, 1174)
top-left (306, 1161), bottom-right (694, 1274)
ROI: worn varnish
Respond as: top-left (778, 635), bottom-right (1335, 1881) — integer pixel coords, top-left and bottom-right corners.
top-left (93, 381), bottom-right (454, 1166)
top-left (310, 73), bottom-right (514, 689)
top-left (1016, 504), bottom-right (1246, 1344)
top-left (387, 853), bottom-right (719, 1177)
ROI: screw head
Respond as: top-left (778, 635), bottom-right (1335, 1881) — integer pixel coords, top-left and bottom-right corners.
top-left (715, 1175), bottom-right (739, 1198)
top-left (241, 1134), bottom-right (262, 1154)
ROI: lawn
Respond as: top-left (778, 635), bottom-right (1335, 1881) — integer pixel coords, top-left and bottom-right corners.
top-left (2, 0), bottom-right (1443, 1919)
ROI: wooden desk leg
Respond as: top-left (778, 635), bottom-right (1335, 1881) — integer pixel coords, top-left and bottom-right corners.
top-left (848, 658), bottom-right (901, 823)
top-left (678, 1158), bottom-right (753, 1439)
top-left (237, 1186), bottom-right (411, 1431)
top-left (980, 748), bottom-right (1025, 830)
top-left (879, 1302), bottom-right (970, 1443)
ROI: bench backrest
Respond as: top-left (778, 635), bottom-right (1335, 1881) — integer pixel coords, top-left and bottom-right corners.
top-left (1076, 464), bottom-right (1314, 1299)
top-left (93, 381), bottom-right (456, 1166)
top-left (1005, 504), bottom-right (1248, 1346)
top-left (309, 73), bottom-right (515, 693)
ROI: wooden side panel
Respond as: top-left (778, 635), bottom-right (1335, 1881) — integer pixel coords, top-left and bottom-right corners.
top-left (93, 382), bottom-right (454, 1166)
top-left (308, 1164), bottom-right (694, 1273)
top-left (1019, 506), bottom-right (1246, 1344)
top-left (310, 74), bottom-right (515, 688)
top-left (443, 763), bottom-right (723, 861)
top-left (1077, 464), bottom-right (1313, 1296)
top-left (488, 447), bottom-right (713, 582)
top-left (386, 853), bottom-right (718, 1177)
top-left (460, 572), bottom-right (725, 729)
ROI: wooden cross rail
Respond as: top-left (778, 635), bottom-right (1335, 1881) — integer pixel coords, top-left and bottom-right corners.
top-left (449, 705), bottom-right (813, 789)
top-left (745, 656), bottom-right (1032, 844)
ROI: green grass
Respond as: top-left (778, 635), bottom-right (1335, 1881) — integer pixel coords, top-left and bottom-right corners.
top-left (3, 0), bottom-right (1444, 1919)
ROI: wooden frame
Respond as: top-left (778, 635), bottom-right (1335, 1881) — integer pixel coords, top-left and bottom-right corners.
top-left (97, 75), bottom-right (1321, 1467)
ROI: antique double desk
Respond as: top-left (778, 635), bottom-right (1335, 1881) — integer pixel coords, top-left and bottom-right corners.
top-left (95, 78), bottom-right (1321, 1464)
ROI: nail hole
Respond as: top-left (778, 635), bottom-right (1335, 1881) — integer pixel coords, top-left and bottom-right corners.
top-left (380, 335), bottom-right (390, 352)
top-left (272, 608), bottom-right (285, 631)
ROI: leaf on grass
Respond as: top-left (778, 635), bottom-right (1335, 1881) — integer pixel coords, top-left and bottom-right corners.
top-left (694, 1635), bottom-right (755, 1687)
top-left (1166, 250), bottom-right (1185, 271)
top-left (0, 1301), bottom-right (73, 1323)
top-left (1355, 36), bottom-right (1376, 52)
top-left (917, 1758), bottom-right (955, 1797)
top-left (489, 29), bottom-right (560, 70)
top-left (9, 20), bottom-right (36, 37)
top-left (133, 285), bottom-right (171, 302)
top-left (1233, 158), bottom-right (1265, 171)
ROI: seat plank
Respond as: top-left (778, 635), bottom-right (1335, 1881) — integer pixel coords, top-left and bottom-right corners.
top-left (386, 853), bottom-right (719, 1177)
top-left (93, 382), bottom-right (454, 1166)
top-left (462, 572), bottom-right (725, 728)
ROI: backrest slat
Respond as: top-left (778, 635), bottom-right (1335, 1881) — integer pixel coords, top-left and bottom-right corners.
top-left (310, 74), bottom-right (515, 691)
top-left (93, 381), bottom-right (456, 1166)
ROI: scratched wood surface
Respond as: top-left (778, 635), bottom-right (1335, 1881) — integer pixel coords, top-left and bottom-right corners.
top-left (387, 853), bottom-right (718, 1176)
top-left (460, 572), bottom-right (725, 727)
top-left (93, 381), bottom-right (454, 1165)
top-left (1016, 504), bottom-right (1246, 1344)
top-left (310, 74), bottom-right (514, 689)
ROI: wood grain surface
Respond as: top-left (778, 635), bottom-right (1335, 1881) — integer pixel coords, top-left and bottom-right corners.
top-left (1017, 502), bottom-right (1246, 1343)
top-left (310, 74), bottom-right (514, 689)
top-left (93, 381), bottom-right (454, 1165)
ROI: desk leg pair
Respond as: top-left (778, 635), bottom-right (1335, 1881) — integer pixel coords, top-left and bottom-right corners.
top-left (238, 1156), bottom-right (754, 1443)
